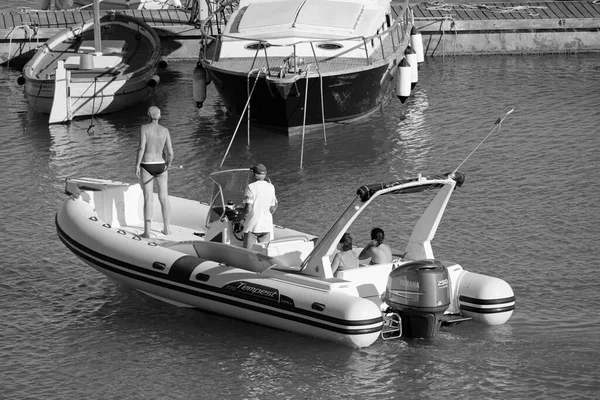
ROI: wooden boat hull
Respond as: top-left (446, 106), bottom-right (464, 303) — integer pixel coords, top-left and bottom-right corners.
top-left (22, 12), bottom-right (161, 122)
top-left (24, 72), bottom-right (155, 118)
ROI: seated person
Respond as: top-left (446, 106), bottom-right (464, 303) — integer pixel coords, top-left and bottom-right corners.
top-left (331, 233), bottom-right (359, 277)
top-left (359, 227), bottom-right (393, 264)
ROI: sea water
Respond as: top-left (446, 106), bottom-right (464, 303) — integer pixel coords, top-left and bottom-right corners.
top-left (1, 1), bottom-right (599, 399)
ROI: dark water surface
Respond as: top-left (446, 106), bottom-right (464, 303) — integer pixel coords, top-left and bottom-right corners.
top-left (1, 2), bottom-right (599, 399)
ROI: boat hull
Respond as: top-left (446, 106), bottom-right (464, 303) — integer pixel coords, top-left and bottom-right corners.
top-left (21, 13), bottom-right (161, 121)
top-left (199, 0), bottom-right (413, 135)
top-left (55, 189), bottom-right (383, 348)
top-left (55, 170), bottom-right (515, 345)
top-left (24, 73), bottom-right (155, 117)
top-left (205, 63), bottom-right (393, 135)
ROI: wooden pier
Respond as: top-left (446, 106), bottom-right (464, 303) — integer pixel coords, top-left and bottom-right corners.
top-left (411, 1), bottom-right (600, 56)
top-left (1, 1), bottom-right (599, 68)
top-left (0, 7), bottom-right (203, 68)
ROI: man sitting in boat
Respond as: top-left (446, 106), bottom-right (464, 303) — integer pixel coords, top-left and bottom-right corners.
top-left (238, 163), bottom-right (278, 249)
top-left (359, 227), bottom-right (393, 264)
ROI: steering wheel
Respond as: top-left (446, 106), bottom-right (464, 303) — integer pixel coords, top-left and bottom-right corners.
top-left (233, 219), bottom-right (244, 241)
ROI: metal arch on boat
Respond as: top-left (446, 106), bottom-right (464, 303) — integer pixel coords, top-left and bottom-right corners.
top-left (356, 172), bottom-right (466, 202)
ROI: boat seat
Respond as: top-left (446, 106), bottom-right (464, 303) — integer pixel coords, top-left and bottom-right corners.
top-left (336, 263), bottom-right (395, 295)
top-left (79, 40), bottom-right (127, 55)
top-left (192, 241), bottom-right (276, 273)
top-left (356, 283), bottom-right (383, 307)
top-left (86, 183), bottom-right (143, 229)
top-left (260, 268), bottom-right (360, 295)
top-left (64, 55), bottom-right (123, 70)
top-left (253, 236), bottom-right (315, 268)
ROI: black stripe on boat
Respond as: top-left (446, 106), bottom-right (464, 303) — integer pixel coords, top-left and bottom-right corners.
top-left (55, 216), bottom-right (382, 335)
top-left (459, 295), bottom-right (516, 305)
top-left (459, 305), bottom-right (516, 315)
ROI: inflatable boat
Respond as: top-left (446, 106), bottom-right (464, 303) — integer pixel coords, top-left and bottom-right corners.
top-left (55, 168), bottom-right (515, 347)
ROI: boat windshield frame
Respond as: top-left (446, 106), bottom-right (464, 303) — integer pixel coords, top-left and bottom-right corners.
top-left (207, 168), bottom-right (254, 224)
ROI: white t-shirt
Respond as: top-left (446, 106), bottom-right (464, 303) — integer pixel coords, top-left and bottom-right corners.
top-left (243, 180), bottom-right (277, 234)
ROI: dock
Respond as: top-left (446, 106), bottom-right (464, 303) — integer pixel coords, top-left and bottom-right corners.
top-left (1, 1), bottom-right (600, 68)
top-left (0, 7), bottom-right (203, 68)
top-left (411, 1), bottom-right (600, 56)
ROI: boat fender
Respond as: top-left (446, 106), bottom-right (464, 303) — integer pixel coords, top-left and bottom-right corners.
top-left (193, 62), bottom-right (207, 108)
top-left (38, 0), bottom-right (51, 9)
top-left (148, 75), bottom-right (160, 87)
top-left (410, 26), bottom-right (425, 63)
top-left (396, 58), bottom-right (411, 104)
top-left (17, 75), bottom-right (25, 85)
top-left (405, 46), bottom-right (418, 89)
top-left (158, 56), bottom-right (168, 69)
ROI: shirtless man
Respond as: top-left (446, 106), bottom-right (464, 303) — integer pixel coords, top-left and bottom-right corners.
top-left (359, 227), bottom-right (393, 264)
top-left (135, 106), bottom-right (174, 238)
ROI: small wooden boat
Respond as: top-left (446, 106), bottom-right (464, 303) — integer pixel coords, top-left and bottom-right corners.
top-left (56, 167), bottom-right (515, 347)
top-left (49, 0), bottom-right (183, 10)
top-left (20, 1), bottom-right (163, 124)
top-left (196, 0), bottom-right (421, 135)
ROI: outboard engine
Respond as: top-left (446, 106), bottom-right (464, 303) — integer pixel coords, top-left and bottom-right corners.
top-left (384, 260), bottom-right (450, 338)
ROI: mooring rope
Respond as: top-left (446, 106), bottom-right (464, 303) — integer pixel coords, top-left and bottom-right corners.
top-left (422, 1), bottom-right (546, 14)
top-left (6, 24), bottom-right (39, 69)
top-left (219, 67), bottom-right (265, 168)
top-left (87, 78), bottom-right (98, 134)
top-left (299, 69), bottom-right (310, 170)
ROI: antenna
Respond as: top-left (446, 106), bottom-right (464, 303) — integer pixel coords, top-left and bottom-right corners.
top-left (452, 107), bottom-right (515, 175)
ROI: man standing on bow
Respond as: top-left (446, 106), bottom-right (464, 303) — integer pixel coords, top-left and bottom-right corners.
top-left (239, 163), bottom-right (278, 249)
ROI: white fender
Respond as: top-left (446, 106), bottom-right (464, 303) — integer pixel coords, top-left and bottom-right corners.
top-left (396, 58), bottom-right (411, 104)
top-left (405, 46), bottom-right (418, 89)
top-left (411, 26), bottom-right (425, 63)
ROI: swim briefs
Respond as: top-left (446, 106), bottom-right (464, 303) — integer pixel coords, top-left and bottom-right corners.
top-left (140, 162), bottom-right (167, 177)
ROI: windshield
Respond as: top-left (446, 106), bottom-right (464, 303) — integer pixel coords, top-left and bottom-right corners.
top-left (207, 168), bottom-right (253, 224)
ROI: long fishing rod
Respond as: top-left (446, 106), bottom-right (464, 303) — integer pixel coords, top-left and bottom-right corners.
top-left (452, 106), bottom-right (515, 175)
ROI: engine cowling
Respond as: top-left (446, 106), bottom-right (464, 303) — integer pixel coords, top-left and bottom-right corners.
top-left (384, 259), bottom-right (450, 338)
